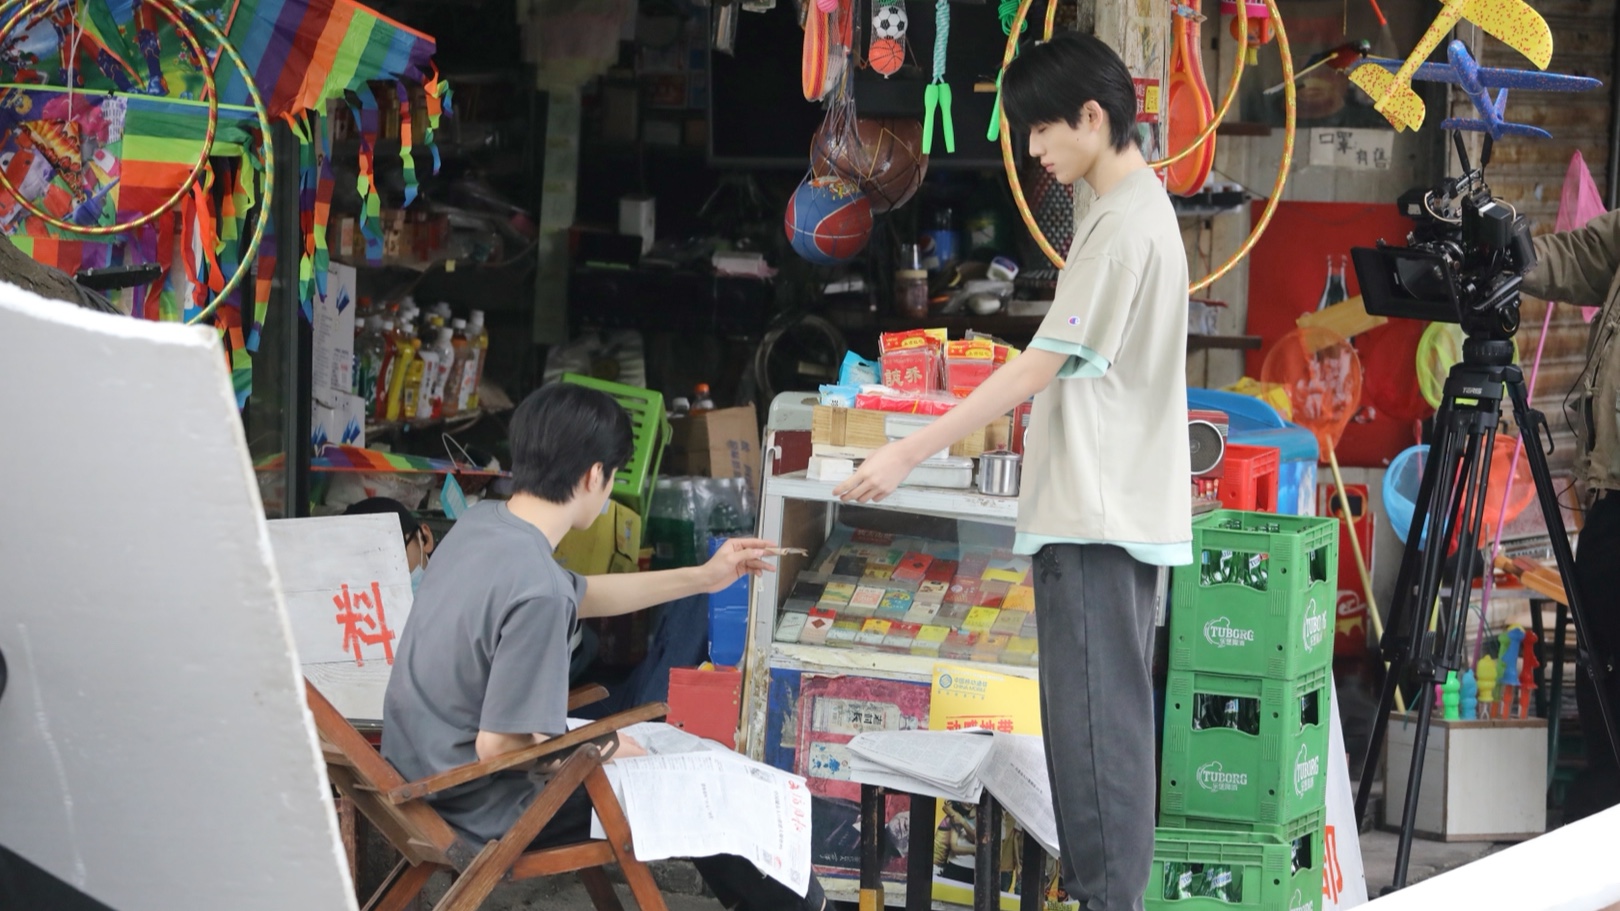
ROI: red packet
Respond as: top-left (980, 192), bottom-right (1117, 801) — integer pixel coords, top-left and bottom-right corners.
top-left (891, 552), bottom-right (933, 583)
top-left (925, 559), bottom-right (958, 582)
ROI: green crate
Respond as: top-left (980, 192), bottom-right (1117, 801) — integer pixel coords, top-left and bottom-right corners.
top-left (1170, 510), bottom-right (1339, 680)
top-left (560, 373), bottom-right (671, 517)
top-left (1159, 667), bottom-right (1331, 830)
top-left (1146, 810), bottom-right (1326, 911)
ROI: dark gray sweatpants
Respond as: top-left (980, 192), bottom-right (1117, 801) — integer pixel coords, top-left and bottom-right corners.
top-left (1031, 543), bottom-right (1159, 911)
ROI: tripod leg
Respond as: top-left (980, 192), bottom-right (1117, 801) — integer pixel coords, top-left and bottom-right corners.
top-left (1356, 395), bottom-right (1470, 833)
top-left (1506, 375), bottom-right (1620, 773)
top-left (1355, 408), bottom-right (1451, 823)
top-left (1389, 411), bottom-right (1493, 890)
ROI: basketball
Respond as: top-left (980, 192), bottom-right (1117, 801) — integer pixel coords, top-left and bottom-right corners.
top-left (784, 176), bottom-right (874, 265)
top-left (869, 36), bottom-right (905, 76)
top-left (810, 117), bottom-right (927, 212)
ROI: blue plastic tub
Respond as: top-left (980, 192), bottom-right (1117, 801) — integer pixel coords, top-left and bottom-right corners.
top-left (1189, 388), bottom-right (1319, 516)
top-left (1384, 444), bottom-right (1430, 546)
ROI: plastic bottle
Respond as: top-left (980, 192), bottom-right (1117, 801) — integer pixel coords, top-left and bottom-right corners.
top-left (356, 315), bottom-right (387, 419)
top-left (413, 327), bottom-right (452, 420)
top-left (427, 326), bottom-right (455, 419)
top-left (375, 319), bottom-right (400, 410)
top-left (442, 318), bottom-right (472, 417)
top-left (462, 309), bottom-right (489, 412)
top-left (383, 329), bottom-right (420, 422)
top-left (692, 383), bottom-right (716, 414)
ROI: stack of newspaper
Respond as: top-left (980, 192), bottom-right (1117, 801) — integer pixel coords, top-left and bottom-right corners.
top-left (846, 730), bottom-right (1059, 856)
top-left (847, 731), bottom-right (993, 802)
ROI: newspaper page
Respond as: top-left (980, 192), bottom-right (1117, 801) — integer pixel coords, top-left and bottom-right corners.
top-left (610, 751), bottom-right (813, 895)
top-left (976, 733), bottom-right (1059, 857)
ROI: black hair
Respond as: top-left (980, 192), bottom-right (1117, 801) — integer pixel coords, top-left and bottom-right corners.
top-left (510, 383), bottom-right (634, 504)
top-left (1001, 31), bottom-right (1138, 151)
top-left (343, 496), bottom-right (421, 543)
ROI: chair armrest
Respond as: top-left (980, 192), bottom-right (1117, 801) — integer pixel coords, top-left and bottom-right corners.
top-left (568, 683), bottom-right (610, 711)
top-left (386, 702), bottom-right (668, 804)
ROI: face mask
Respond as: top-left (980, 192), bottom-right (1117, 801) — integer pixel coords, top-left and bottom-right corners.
top-left (410, 564), bottom-right (425, 595)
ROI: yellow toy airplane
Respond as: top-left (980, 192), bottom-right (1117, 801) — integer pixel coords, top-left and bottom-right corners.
top-left (1350, 0), bottom-right (1552, 132)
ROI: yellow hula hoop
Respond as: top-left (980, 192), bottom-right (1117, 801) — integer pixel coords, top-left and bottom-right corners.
top-left (999, 0), bottom-right (1295, 294)
top-left (169, 0), bottom-right (274, 326)
top-left (0, 0), bottom-right (219, 236)
top-left (0, 0), bottom-right (273, 326)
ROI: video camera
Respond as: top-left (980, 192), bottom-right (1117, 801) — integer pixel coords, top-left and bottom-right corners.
top-left (1350, 135), bottom-right (1536, 341)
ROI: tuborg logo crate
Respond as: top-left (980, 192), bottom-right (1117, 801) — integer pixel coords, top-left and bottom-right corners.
top-left (1293, 743), bottom-right (1321, 797)
top-left (1203, 616), bottom-right (1256, 649)
top-left (1195, 760), bottom-right (1249, 793)
top-left (1301, 597), bottom-right (1330, 652)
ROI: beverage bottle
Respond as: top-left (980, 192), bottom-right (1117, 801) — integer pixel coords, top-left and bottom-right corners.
top-left (376, 319), bottom-right (400, 409)
top-left (1223, 696), bottom-right (1242, 731)
top-left (1316, 254), bottom-right (1348, 311)
top-left (462, 309), bottom-right (490, 412)
top-left (356, 315), bottom-right (386, 419)
top-left (1166, 865), bottom-right (1195, 900)
top-left (383, 328), bottom-right (419, 422)
top-left (428, 326), bottom-right (455, 418)
top-left (691, 383), bottom-right (716, 414)
top-left (1204, 866), bottom-right (1236, 902)
top-left (442, 318), bottom-right (472, 417)
top-left (414, 327), bottom-right (452, 420)
top-left (408, 328), bottom-right (438, 421)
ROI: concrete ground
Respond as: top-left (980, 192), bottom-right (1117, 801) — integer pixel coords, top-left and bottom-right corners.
top-left (374, 829), bottom-right (1507, 910)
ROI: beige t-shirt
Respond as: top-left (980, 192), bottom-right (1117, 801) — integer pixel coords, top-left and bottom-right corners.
top-left (1013, 167), bottom-right (1192, 565)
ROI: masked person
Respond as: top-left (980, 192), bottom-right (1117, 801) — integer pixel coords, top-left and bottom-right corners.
top-left (343, 496), bottom-right (435, 591)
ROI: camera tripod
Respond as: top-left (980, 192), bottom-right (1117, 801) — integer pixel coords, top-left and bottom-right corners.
top-left (1352, 336), bottom-right (1620, 891)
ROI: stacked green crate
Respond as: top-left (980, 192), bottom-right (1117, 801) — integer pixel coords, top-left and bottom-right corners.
top-left (1150, 511), bottom-right (1339, 911)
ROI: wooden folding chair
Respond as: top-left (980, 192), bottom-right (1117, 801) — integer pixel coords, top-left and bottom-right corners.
top-left (305, 679), bottom-right (671, 911)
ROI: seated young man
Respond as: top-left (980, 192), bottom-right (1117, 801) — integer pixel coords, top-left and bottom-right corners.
top-left (383, 383), bottom-right (824, 911)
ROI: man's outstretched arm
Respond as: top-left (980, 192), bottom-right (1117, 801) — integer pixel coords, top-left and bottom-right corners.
top-left (578, 537), bottom-right (775, 618)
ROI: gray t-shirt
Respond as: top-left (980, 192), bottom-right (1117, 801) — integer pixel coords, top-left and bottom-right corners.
top-left (382, 500), bottom-right (586, 842)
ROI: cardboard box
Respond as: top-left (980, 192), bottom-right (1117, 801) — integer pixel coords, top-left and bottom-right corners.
top-left (1382, 712), bottom-right (1546, 841)
top-left (554, 500), bottom-right (642, 575)
top-left (666, 406), bottom-right (760, 492)
top-left (810, 405), bottom-right (1008, 460)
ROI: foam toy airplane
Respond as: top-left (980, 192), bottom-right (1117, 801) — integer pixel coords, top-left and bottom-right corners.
top-left (1357, 39), bottom-right (1600, 140)
top-left (1349, 0), bottom-right (1553, 132)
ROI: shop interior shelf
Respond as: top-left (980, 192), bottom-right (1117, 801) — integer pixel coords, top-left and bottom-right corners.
top-left (766, 472), bottom-right (1020, 525)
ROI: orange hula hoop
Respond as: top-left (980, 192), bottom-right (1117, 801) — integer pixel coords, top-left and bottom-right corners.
top-left (997, 0), bottom-right (1295, 295)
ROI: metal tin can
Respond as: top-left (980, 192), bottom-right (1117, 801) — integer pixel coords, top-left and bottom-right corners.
top-left (978, 450), bottom-right (1022, 497)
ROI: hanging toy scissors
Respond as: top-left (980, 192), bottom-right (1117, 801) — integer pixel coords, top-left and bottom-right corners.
top-left (923, 0), bottom-right (955, 154)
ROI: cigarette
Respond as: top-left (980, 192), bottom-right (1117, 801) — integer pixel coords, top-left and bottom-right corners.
top-left (762, 547), bottom-right (809, 557)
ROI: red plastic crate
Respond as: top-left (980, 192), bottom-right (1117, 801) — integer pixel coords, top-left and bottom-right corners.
top-left (667, 666), bottom-right (743, 748)
top-left (1218, 444), bottom-right (1280, 513)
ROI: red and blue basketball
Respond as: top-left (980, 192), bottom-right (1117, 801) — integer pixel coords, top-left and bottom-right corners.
top-left (784, 176), bottom-right (873, 265)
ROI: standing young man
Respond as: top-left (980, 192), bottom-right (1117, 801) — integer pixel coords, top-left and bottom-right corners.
top-left (384, 383), bottom-right (825, 911)
top-left (835, 32), bottom-right (1190, 911)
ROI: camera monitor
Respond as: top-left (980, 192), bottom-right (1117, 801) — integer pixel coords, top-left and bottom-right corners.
top-left (1351, 243), bottom-right (1463, 325)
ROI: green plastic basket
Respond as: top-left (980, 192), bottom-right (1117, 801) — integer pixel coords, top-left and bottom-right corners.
top-left (1170, 510), bottom-right (1339, 680)
top-left (1159, 667), bottom-right (1332, 831)
top-left (560, 373), bottom-right (670, 517)
top-left (1147, 810), bottom-right (1326, 911)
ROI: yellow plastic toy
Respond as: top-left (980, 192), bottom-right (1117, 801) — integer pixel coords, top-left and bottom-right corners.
top-left (1349, 0), bottom-right (1553, 132)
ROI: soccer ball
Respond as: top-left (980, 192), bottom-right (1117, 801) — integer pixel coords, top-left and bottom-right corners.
top-left (873, 3), bottom-right (907, 39)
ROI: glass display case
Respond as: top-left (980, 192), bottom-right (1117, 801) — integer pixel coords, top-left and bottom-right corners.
top-left (740, 465), bottom-right (1039, 898)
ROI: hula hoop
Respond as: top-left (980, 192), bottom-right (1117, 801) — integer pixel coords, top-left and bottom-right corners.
top-left (997, 0), bottom-right (1295, 294)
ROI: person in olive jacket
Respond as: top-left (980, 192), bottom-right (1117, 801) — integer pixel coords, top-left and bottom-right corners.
top-left (1522, 208), bottom-right (1620, 821)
